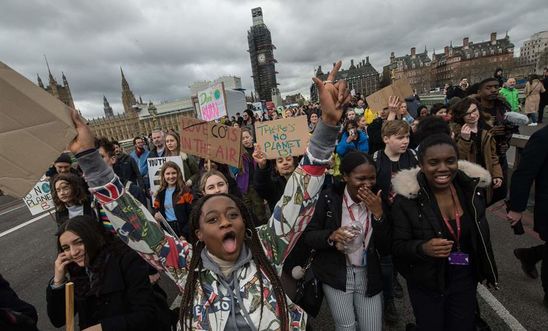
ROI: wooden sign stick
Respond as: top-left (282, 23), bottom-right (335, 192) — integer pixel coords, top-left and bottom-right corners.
top-left (207, 159), bottom-right (211, 171)
top-left (65, 282), bottom-right (75, 331)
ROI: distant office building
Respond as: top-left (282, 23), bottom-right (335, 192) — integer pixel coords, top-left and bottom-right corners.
top-left (311, 58), bottom-right (380, 102)
top-left (382, 47), bottom-right (432, 93)
top-left (519, 31), bottom-right (548, 72)
top-left (247, 7), bottom-right (278, 101)
top-left (383, 32), bottom-right (516, 91)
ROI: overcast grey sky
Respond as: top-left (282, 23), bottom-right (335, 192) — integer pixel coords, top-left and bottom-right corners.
top-left (1, 0), bottom-right (546, 118)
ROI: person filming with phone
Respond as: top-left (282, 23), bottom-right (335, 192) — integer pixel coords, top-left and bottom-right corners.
top-left (336, 119), bottom-right (369, 157)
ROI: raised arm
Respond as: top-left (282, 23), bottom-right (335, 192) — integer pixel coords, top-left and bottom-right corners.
top-left (68, 111), bottom-right (191, 292)
top-left (256, 61), bottom-right (350, 269)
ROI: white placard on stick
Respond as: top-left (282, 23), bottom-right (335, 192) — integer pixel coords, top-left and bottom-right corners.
top-left (147, 156), bottom-right (185, 195)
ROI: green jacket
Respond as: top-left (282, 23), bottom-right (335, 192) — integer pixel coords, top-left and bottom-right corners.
top-left (499, 87), bottom-right (520, 112)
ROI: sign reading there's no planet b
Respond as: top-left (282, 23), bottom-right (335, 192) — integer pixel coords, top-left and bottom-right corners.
top-left (254, 116), bottom-right (310, 159)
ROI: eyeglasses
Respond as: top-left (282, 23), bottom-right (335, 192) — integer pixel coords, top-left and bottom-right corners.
top-left (464, 107), bottom-right (479, 117)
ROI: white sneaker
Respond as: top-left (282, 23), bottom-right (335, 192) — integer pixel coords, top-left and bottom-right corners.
top-left (531, 123), bottom-right (538, 126)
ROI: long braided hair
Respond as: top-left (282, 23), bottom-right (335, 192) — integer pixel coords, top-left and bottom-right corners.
top-left (180, 193), bottom-right (290, 330)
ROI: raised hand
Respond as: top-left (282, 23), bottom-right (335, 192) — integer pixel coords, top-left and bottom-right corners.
top-left (252, 143), bottom-right (268, 169)
top-left (68, 108), bottom-right (95, 154)
top-left (312, 61), bottom-right (351, 126)
top-left (388, 96), bottom-right (401, 114)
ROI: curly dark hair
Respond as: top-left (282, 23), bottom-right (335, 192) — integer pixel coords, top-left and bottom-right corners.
top-left (180, 193), bottom-right (290, 330)
top-left (51, 173), bottom-right (89, 212)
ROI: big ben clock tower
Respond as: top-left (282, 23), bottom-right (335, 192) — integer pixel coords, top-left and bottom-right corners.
top-left (247, 7), bottom-right (278, 102)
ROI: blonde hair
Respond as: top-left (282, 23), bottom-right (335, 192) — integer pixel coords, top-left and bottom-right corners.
top-left (199, 170), bottom-right (228, 193)
top-left (381, 119), bottom-right (409, 138)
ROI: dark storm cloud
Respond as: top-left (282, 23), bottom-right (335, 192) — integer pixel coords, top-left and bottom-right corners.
top-left (1, 0), bottom-right (546, 118)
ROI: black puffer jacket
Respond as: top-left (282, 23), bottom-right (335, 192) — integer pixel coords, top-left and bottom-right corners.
top-left (253, 162), bottom-right (287, 212)
top-left (46, 249), bottom-right (168, 331)
top-left (302, 182), bottom-right (391, 296)
top-left (391, 160), bottom-right (498, 293)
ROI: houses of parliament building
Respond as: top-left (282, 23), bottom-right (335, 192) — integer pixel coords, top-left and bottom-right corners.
top-left (38, 67), bottom-right (197, 142)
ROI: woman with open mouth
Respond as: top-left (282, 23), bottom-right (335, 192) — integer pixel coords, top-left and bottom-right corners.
top-left (391, 133), bottom-right (498, 331)
top-left (65, 61), bottom-right (350, 331)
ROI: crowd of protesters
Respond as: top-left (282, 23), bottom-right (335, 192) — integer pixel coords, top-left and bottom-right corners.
top-left (2, 63), bottom-right (548, 331)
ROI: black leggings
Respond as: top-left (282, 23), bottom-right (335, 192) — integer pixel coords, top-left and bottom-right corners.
top-left (408, 266), bottom-right (477, 331)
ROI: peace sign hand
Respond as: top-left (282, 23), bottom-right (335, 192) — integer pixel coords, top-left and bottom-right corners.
top-left (312, 61), bottom-right (351, 126)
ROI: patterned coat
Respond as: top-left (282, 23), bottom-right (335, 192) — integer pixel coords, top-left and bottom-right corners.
top-left (76, 121), bottom-right (339, 331)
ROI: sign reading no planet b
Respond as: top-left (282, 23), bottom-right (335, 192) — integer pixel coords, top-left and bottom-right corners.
top-left (23, 175), bottom-right (54, 215)
top-left (147, 156), bottom-right (185, 195)
top-left (198, 82), bottom-right (227, 121)
top-left (254, 116), bottom-right (310, 159)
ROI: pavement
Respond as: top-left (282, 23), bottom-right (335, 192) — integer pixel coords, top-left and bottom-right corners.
top-left (1, 123), bottom-right (546, 331)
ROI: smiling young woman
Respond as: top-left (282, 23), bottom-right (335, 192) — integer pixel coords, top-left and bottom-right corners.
top-left (46, 216), bottom-right (169, 331)
top-left (303, 151), bottom-right (390, 330)
top-left (153, 161), bottom-right (193, 238)
top-left (391, 133), bottom-right (498, 331)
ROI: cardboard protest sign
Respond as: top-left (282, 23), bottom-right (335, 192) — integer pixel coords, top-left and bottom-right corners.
top-left (365, 77), bottom-right (414, 112)
top-left (0, 61), bottom-right (76, 198)
top-left (254, 116), bottom-right (310, 159)
top-left (147, 156), bottom-right (185, 195)
top-left (23, 175), bottom-right (54, 215)
top-left (179, 117), bottom-right (241, 167)
top-left (197, 82), bottom-right (227, 121)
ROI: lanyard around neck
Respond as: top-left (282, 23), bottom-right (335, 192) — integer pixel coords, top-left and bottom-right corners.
top-left (441, 184), bottom-right (462, 250)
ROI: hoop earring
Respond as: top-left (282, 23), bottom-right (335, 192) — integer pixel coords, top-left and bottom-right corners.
top-left (245, 228), bottom-right (253, 239)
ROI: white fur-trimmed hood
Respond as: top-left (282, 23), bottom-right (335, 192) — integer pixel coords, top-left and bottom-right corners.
top-left (392, 160), bottom-right (492, 199)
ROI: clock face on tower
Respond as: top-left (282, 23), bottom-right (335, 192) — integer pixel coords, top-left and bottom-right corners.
top-left (258, 53), bottom-right (266, 64)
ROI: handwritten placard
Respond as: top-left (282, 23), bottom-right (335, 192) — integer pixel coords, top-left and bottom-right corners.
top-left (254, 116), bottom-right (310, 159)
top-left (23, 175), bottom-right (54, 215)
top-left (179, 117), bottom-right (241, 167)
top-left (198, 82), bottom-right (227, 121)
top-left (365, 76), bottom-right (413, 112)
